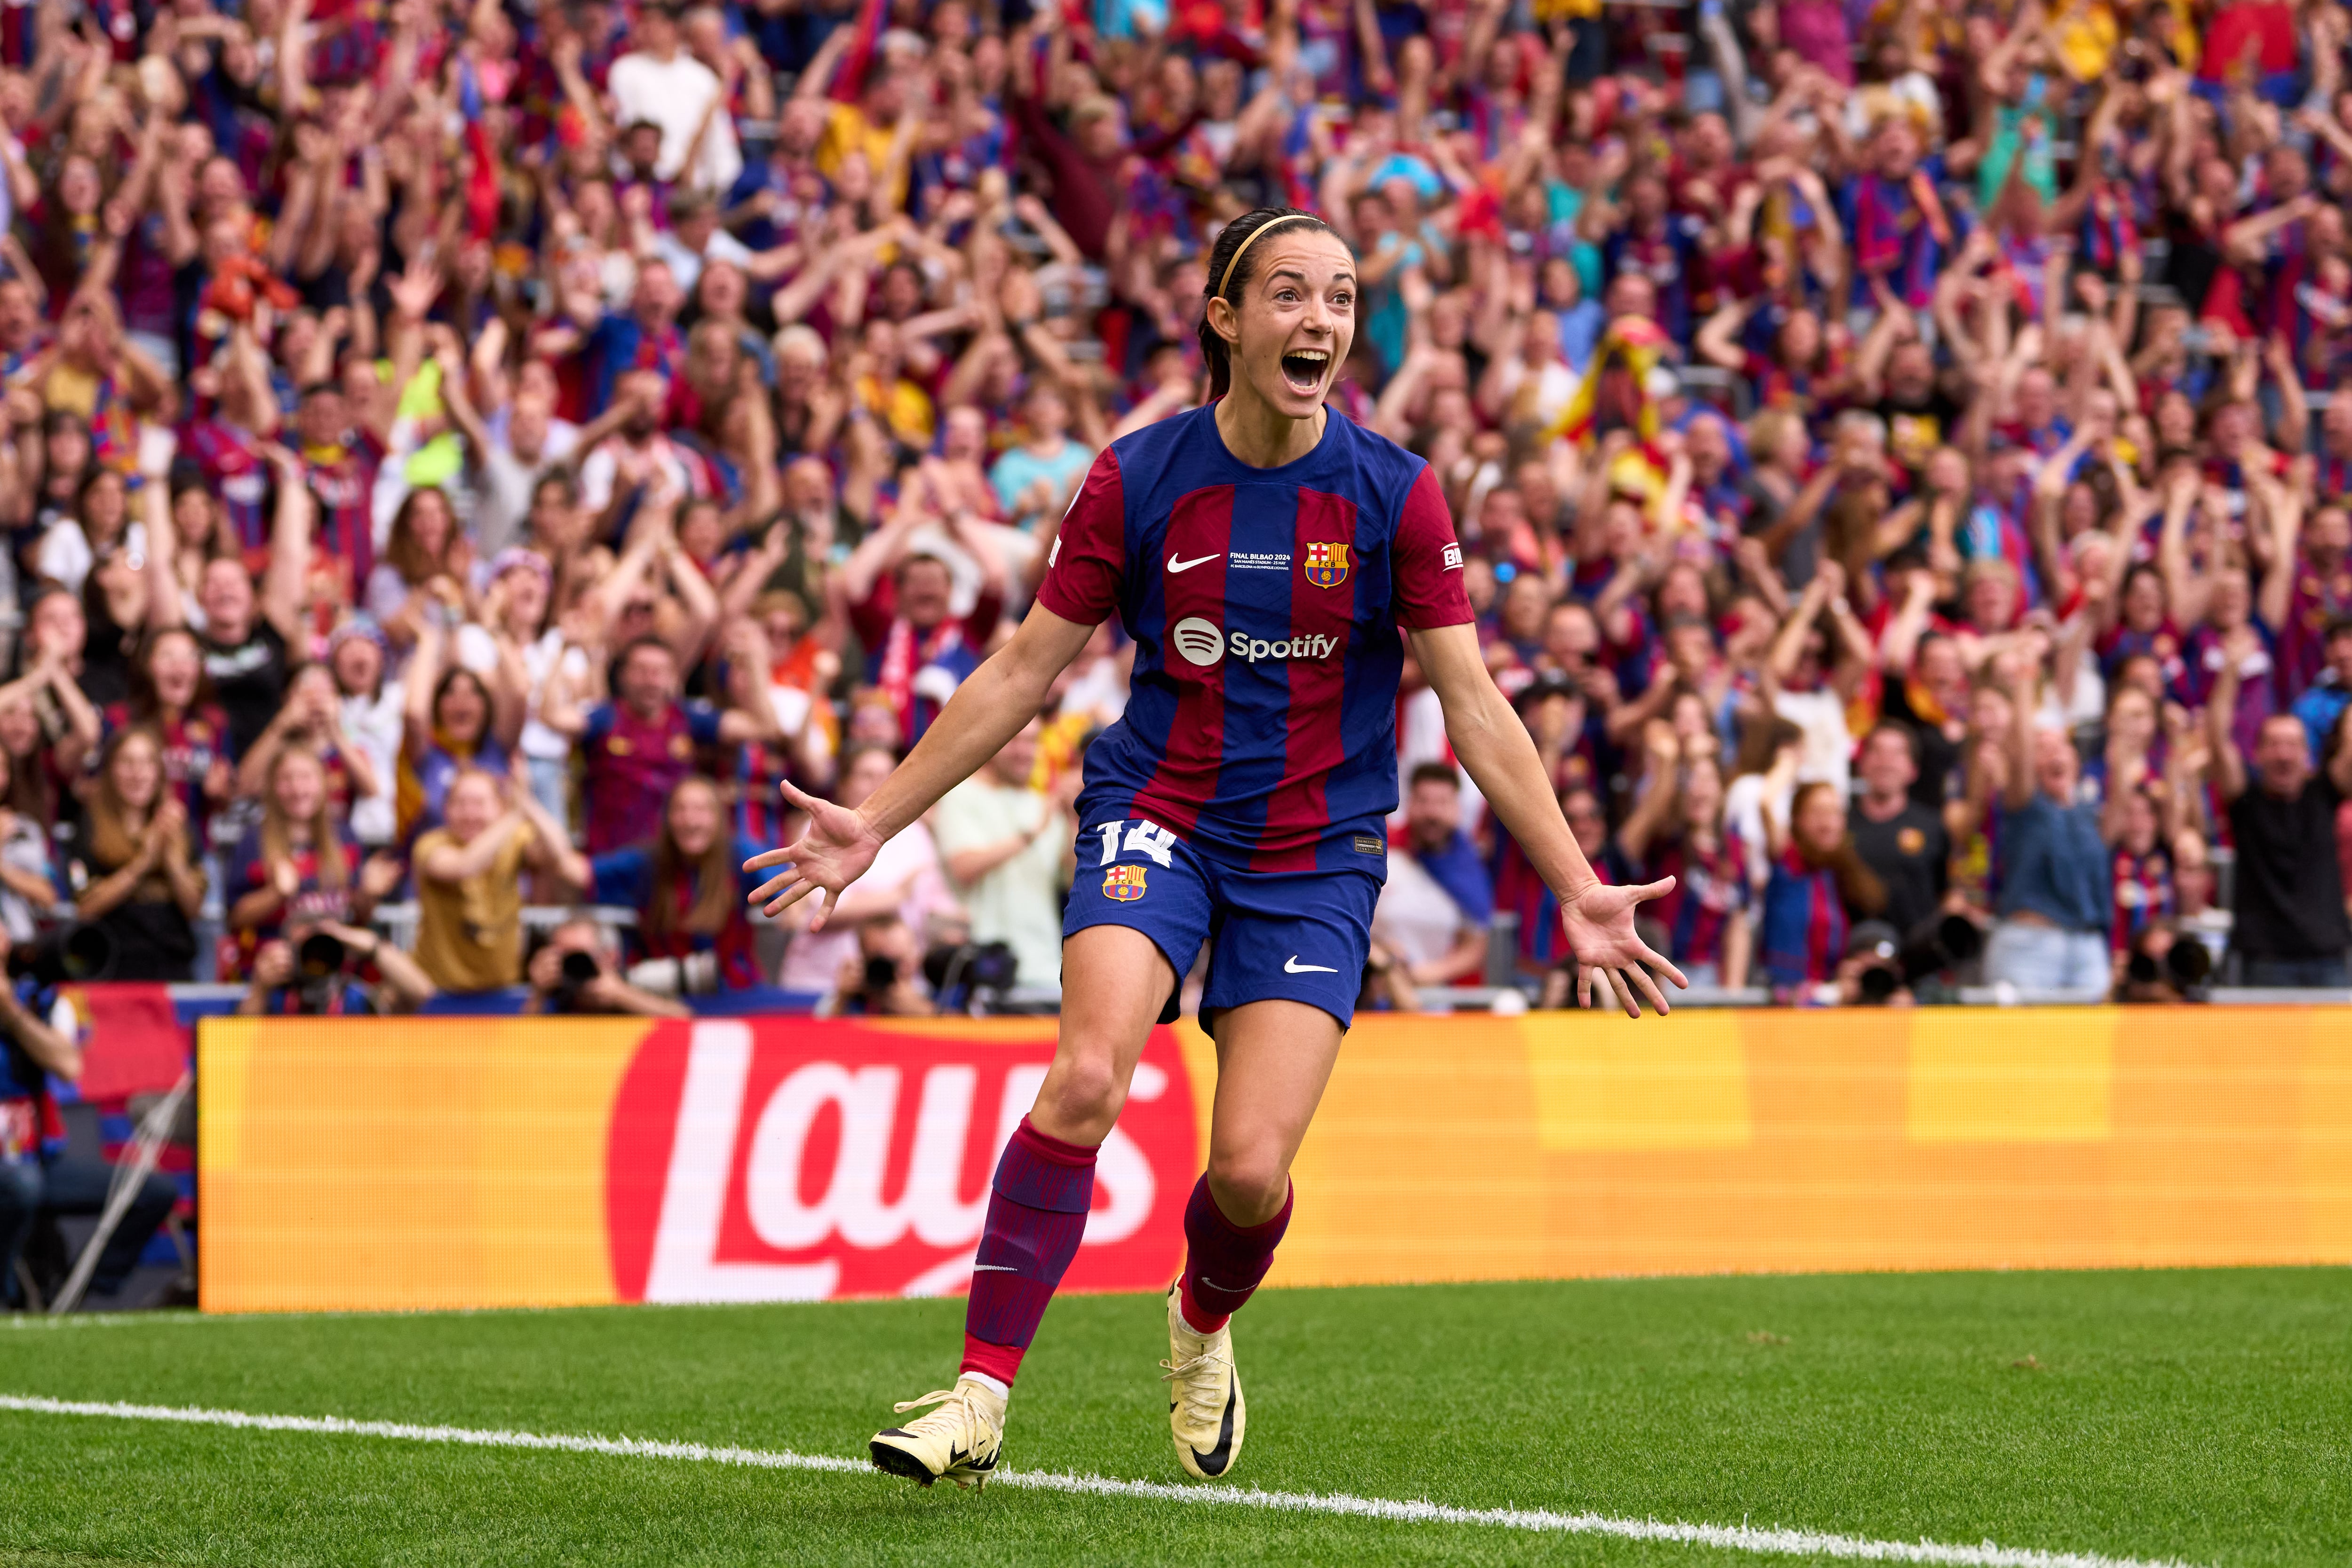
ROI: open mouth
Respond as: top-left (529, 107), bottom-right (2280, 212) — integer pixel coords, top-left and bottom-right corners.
top-left (1279, 347), bottom-right (1330, 394)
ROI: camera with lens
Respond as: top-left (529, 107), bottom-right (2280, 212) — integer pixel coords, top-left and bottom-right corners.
top-left (624, 950), bottom-right (720, 998)
top-left (2120, 922), bottom-right (2213, 1001)
top-left (551, 948), bottom-right (603, 1012)
top-left (921, 940), bottom-right (1020, 1012)
top-left (289, 929), bottom-right (354, 1014)
top-left (6, 922), bottom-right (114, 990)
top-left (1849, 912), bottom-right (1985, 1005)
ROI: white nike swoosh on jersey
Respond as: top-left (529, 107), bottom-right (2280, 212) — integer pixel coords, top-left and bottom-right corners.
top-left (971, 1264), bottom-right (1019, 1273)
top-left (1284, 957), bottom-right (1338, 974)
top-left (1167, 552), bottom-right (1220, 573)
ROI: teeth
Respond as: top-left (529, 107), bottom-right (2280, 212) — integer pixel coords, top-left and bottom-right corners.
top-left (1288, 349), bottom-right (1329, 362)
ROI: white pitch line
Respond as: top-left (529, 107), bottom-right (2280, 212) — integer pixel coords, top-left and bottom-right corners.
top-left (0, 1393), bottom-right (2198, 1568)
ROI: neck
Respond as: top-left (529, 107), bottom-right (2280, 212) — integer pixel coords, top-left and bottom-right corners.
top-left (1859, 786), bottom-right (1905, 818)
top-left (1215, 389), bottom-right (1324, 469)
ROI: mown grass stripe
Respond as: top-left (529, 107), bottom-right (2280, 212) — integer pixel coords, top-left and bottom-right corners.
top-left (0, 1393), bottom-right (2198, 1568)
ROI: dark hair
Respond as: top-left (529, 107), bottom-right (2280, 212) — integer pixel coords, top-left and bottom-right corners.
top-left (431, 665), bottom-right (493, 741)
top-left (1789, 780), bottom-right (1886, 917)
top-left (1408, 760), bottom-right (1462, 793)
top-left (1197, 207), bottom-right (1341, 399)
top-left (646, 776), bottom-right (737, 940)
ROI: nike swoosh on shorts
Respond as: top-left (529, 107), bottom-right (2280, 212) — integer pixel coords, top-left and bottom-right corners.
top-left (1284, 957), bottom-right (1337, 974)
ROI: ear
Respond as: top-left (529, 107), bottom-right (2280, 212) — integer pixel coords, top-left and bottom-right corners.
top-left (1205, 293), bottom-right (1241, 350)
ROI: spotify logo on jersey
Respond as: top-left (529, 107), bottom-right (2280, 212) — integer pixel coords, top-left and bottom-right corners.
top-left (1171, 618), bottom-right (1225, 665)
top-left (1169, 618), bottom-right (1342, 666)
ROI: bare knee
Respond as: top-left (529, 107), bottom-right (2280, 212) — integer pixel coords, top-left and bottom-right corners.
top-left (1031, 1045), bottom-right (1128, 1143)
top-left (1205, 1148), bottom-right (1290, 1226)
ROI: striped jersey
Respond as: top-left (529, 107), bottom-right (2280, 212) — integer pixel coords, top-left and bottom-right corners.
top-left (1036, 404), bottom-right (1472, 871)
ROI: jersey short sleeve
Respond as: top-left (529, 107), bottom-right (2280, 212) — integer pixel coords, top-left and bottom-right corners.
top-left (683, 700), bottom-right (724, 746)
top-left (583, 703), bottom-right (617, 746)
top-left (1033, 448), bottom-right (1126, 626)
top-left (1391, 465), bottom-right (1474, 631)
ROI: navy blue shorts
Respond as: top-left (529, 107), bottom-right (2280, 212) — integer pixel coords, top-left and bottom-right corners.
top-left (1063, 816), bottom-right (1381, 1030)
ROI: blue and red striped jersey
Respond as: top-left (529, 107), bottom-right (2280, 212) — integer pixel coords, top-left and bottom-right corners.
top-left (1037, 405), bottom-right (1472, 871)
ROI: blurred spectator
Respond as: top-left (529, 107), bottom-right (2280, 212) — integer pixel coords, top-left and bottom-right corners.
top-left (822, 913), bottom-right (938, 1019)
top-left (60, 727), bottom-right (206, 981)
top-left (777, 742), bottom-right (961, 995)
top-left (0, 927), bottom-right (175, 1306)
top-left (1760, 781), bottom-right (1885, 998)
top-left (1986, 678), bottom-right (2113, 998)
top-left (413, 768), bottom-right (580, 994)
top-left (1371, 763), bottom-right (1493, 989)
top-left (224, 744), bottom-right (398, 979)
top-left (238, 914), bottom-right (437, 1017)
top-left (524, 917), bottom-right (689, 1019)
top-left (2209, 649), bottom-right (2352, 987)
top-left (934, 720), bottom-right (1075, 995)
top-left (579, 775), bottom-right (767, 993)
top-left (1850, 724), bottom-right (1953, 938)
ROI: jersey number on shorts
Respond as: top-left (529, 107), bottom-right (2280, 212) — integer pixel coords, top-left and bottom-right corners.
top-left (1094, 818), bottom-right (1177, 868)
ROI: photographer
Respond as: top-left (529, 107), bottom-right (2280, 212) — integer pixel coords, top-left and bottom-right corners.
top-left (523, 918), bottom-right (689, 1018)
top-left (0, 928), bottom-right (175, 1306)
top-left (237, 917), bottom-right (437, 1017)
top-left (819, 913), bottom-right (934, 1018)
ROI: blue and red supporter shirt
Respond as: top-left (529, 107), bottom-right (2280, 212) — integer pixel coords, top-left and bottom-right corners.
top-left (1036, 405), bottom-right (1473, 871)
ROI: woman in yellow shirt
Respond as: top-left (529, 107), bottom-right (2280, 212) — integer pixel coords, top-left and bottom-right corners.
top-left (411, 765), bottom-right (587, 993)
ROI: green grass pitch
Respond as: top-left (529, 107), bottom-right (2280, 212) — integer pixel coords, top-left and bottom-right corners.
top-left (0, 1267), bottom-right (2343, 1566)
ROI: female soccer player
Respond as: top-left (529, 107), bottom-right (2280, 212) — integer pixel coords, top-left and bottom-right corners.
top-left (745, 207), bottom-right (1686, 1488)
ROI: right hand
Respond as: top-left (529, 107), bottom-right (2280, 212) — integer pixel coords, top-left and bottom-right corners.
top-left (744, 780), bottom-right (885, 927)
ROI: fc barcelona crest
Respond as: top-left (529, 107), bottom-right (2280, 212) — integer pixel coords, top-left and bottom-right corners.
top-left (1303, 540), bottom-right (1349, 588)
top-left (1102, 864), bottom-right (1148, 902)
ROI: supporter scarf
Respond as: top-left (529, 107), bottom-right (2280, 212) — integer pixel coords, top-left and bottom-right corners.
top-left (831, 0), bottom-right (888, 104)
top-left (2079, 183), bottom-right (2137, 275)
top-left (458, 59), bottom-right (499, 243)
top-left (877, 616), bottom-right (962, 741)
top-left (1542, 317), bottom-right (1669, 485)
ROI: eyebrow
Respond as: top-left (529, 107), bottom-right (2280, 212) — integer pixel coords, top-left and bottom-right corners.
top-left (1266, 267), bottom-right (1358, 287)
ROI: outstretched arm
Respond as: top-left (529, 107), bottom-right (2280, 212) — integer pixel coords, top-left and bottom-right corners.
top-left (1410, 620), bottom-right (1687, 1016)
top-left (745, 603), bottom-right (1097, 919)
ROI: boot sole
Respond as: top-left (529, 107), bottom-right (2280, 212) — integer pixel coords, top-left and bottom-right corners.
top-left (869, 1440), bottom-right (939, 1486)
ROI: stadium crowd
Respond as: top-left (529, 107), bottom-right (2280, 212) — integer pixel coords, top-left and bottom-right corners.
top-left (0, 0), bottom-right (2337, 1035)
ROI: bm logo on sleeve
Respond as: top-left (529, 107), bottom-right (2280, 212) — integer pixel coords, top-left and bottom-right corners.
top-left (1303, 541), bottom-right (1349, 588)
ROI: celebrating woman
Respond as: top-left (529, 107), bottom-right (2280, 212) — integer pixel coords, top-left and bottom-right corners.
top-left (744, 208), bottom-right (1684, 1489)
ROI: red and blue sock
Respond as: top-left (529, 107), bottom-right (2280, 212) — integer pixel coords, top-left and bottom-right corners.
top-left (960, 1117), bottom-right (1097, 1389)
top-left (1177, 1174), bottom-right (1293, 1334)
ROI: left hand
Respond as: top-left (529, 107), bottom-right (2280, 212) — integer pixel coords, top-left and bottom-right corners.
top-left (1559, 879), bottom-right (1688, 1017)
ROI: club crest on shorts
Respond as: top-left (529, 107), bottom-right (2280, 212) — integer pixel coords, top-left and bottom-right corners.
top-left (1303, 540), bottom-right (1349, 588)
top-left (1102, 864), bottom-right (1148, 902)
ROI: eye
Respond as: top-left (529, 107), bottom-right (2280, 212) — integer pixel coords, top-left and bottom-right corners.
top-left (1332, 292), bottom-right (1354, 308)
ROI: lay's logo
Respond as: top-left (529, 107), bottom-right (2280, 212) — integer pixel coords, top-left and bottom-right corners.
top-left (1303, 540), bottom-right (1349, 588)
top-left (1102, 864), bottom-right (1148, 902)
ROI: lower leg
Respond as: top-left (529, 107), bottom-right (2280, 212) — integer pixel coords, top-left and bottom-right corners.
top-left (960, 1117), bottom-right (1097, 1387)
top-left (1177, 1173), bottom-right (1293, 1334)
top-left (1176, 998), bottom-right (1344, 1335)
top-left (959, 927), bottom-right (1171, 1390)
